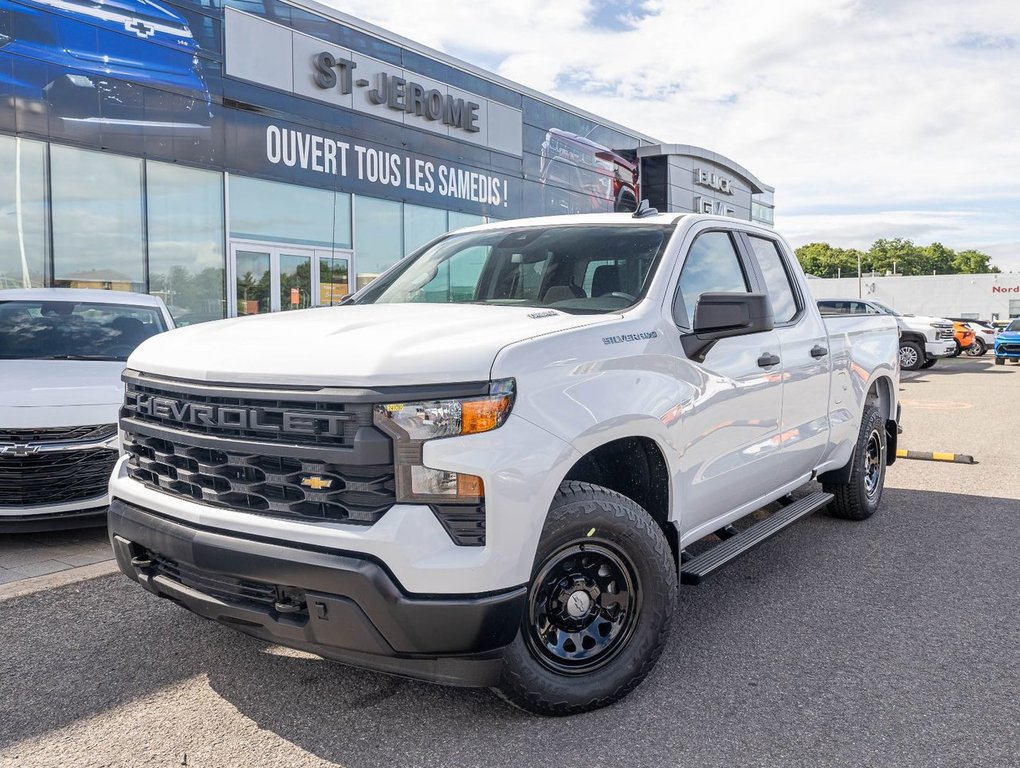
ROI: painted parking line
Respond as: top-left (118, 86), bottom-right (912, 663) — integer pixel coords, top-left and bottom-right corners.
top-left (895, 449), bottom-right (977, 464)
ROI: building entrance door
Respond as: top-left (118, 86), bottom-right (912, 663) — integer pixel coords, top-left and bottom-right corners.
top-left (228, 241), bottom-right (353, 316)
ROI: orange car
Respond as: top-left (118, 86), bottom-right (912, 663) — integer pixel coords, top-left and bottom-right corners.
top-left (951, 322), bottom-right (975, 356)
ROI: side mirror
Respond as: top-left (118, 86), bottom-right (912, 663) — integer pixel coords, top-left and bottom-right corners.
top-left (682, 292), bottom-right (774, 362)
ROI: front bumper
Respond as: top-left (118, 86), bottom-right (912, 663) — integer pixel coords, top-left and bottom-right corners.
top-left (925, 340), bottom-right (957, 358)
top-left (0, 498), bottom-right (107, 532)
top-left (109, 498), bottom-right (526, 687)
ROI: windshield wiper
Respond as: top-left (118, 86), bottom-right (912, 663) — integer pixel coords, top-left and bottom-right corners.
top-left (46, 354), bottom-right (125, 361)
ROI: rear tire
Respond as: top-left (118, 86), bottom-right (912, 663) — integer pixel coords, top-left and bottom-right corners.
top-left (966, 338), bottom-right (986, 356)
top-left (949, 340), bottom-right (961, 357)
top-left (899, 341), bottom-right (924, 371)
top-left (495, 482), bottom-right (676, 716)
top-left (824, 405), bottom-right (887, 521)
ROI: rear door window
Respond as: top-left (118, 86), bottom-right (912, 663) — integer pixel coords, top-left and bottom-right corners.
top-left (747, 236), bottom-right (800, 324)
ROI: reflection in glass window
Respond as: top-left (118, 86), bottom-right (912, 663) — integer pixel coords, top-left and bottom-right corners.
top-left (279, 253), bottom-right (311, 311)
top-left (0, 136), bottom-right (48, 290)
top-left (229, 176), bottom-right (351, 248)
top-left (354, 196), bottom-right (402, 290)
top-left (51, 145), bottom-right (144, 292)
top-left (235, 250), bottom-right (271, 315)
top-left (404, 203), bottom-right (447, 255)
top-left (676, 232), bottom-right (748, 329)
top-left (449, 211), bottom-right (485, 231)
top-left (748, 236), bottom-right (799, 323)
top-left (320, 256), bottom-right (349, 306)
top-left (147, 161), bottom-right (225, 324)
top-left (0, 299), bottom-right (167, 361)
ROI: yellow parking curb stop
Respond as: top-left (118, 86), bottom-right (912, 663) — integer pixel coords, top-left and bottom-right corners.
top-left (895, 449), bottom-right (976, 464)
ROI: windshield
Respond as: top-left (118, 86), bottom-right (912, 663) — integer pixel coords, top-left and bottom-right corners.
top-left (0, 300), bottom-right (167, 361)
top-left (1007, 319), bottom-right (1020, 332)
top-left (869, 300), bottom-right (900, 316)
top-left (353, 224), bottom-right (674, 314)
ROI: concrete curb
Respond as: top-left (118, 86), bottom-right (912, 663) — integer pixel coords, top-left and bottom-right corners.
top-left (0, 560), bottom-right (119, 601)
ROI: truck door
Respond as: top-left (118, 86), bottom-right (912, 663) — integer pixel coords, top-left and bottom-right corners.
top-left (666, 228), bottom-right (786, 533)
top-left (739, 233), bottom-right (831, 478)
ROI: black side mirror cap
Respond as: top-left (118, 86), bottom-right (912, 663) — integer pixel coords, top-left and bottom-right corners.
top-left (681, 292), bottom-right (775, 362)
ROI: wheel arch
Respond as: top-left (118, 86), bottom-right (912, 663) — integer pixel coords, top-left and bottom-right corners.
top-left (560, 434), bottom-right (677, 562)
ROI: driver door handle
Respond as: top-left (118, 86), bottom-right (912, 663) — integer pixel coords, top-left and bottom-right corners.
top-left (811, 345), bottom-right (829, 358)
top-left (757, 352), bottom-right (781, 368)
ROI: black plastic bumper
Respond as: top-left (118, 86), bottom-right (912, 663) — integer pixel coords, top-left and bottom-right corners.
top-left (108, 498), bottom-right (525, 687)
top-left (0, 504), bottom-right (107, 533)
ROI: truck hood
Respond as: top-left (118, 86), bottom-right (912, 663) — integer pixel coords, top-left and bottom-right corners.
top-left (127, 304), bottom-right (613, 387)
top-left (900, 314), bottom-right (952, 327)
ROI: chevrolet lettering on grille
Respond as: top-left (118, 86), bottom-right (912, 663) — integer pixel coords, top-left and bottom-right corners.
top-left (133, 394), bottom-right (353, 436)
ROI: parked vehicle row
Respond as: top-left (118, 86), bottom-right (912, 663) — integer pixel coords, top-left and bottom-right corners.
top-left (814, 298), bottom-right (1014, 369)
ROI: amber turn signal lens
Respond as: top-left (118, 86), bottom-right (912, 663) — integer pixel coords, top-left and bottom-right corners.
top-left (456, 473), bottom-right (484, 498)
top-left (461, 395), bottom-right (513, 435)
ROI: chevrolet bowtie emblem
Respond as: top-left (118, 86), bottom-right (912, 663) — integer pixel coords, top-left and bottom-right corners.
top-left (301, 476), bottom-right (333, 490)
top-left (0, 443), bottom-right (40, 457)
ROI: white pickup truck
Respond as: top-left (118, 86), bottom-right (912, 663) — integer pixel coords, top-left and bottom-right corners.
top-left (109, 211), bottom-right (900, 715)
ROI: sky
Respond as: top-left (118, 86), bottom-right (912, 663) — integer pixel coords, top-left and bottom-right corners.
top-left (321, 0), bottom-right (1020, 272)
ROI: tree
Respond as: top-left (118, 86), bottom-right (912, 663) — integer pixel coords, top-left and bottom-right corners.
top-left (795, 242), bottom-right (864, 278)
top-left (952, 249), bottom-right (1000, 274)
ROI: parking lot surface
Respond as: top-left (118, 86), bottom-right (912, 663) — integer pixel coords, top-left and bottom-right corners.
top-left (1, 357), bottom-right (1018, 768)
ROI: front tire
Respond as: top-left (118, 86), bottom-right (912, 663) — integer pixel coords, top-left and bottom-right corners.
top-left (919, 358), bottom-right (937, 369)
top-left (899, 340), bottom-right (924, 371)
top-left (824, 405), bottom-right (887, 521)
top-left (994, 356), bottom-right (1005, 366)
top-left (495, 482), bottom-right (676, 716)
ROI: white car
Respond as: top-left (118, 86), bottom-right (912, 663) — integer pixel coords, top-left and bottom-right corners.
top-left (0, 288), bottom-right (174, 531)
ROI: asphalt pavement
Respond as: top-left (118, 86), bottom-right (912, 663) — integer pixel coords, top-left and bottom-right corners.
top-left (1, 356), bottom-right (1017, 768)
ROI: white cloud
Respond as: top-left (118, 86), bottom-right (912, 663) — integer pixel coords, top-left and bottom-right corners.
top-left (321, 0), bottom-right (1020, 268)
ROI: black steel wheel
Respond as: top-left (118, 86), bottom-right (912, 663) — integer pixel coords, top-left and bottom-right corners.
top-left (495, 482), bottom-right (676, 716)
top-left (824, 404), bottom-right (887, 520)
top-left (525, 542), bottom-right (640, 675)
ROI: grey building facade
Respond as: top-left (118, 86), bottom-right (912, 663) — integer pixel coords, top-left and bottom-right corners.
top-left (0, 0), bottom-right (774, 321)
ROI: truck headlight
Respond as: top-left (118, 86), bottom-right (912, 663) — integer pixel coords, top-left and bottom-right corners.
top-left (373, 379), bottom-right (515, 503)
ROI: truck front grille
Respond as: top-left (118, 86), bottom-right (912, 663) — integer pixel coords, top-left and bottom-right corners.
top-left (123, 431), bottom-right (394, 524)
top-left (122, 375), bottom-right (370, 449)
top-left (935, 327), bottom-right (954, 340)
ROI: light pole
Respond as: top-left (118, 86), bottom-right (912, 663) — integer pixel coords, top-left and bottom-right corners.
top-left (857, 251), bottom-right (862, 298)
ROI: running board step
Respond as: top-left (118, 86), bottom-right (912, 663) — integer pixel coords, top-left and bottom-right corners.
top-left (680, 491), bottom-right (834, 585)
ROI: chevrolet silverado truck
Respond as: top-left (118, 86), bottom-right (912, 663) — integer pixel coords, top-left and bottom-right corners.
top-left (109, 210), bottom-right (900, 716)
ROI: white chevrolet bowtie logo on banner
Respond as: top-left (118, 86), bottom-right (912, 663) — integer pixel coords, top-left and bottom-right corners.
top-left (125, 19), bottom-right (155, 38)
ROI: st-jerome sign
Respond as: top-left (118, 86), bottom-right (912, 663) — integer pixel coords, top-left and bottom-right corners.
top-left (312, 53), bottom-right (481, 134)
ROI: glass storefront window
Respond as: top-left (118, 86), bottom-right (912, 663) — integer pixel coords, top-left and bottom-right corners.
top-left (354, 196), bottom-right (402, 290)
top-left (279, 252), bottom-right (312, 311)
top-left (0, 136), bottom-right (48, 289)
top-left (235, 250), bottom-right (271, 315)
top-left (229, 176), bottom-right (351, 248)
top-left (146, 161), bottom-right (225, 324)
top-left (51, 145), bottom-right (144, 292)
top-left (403, 203), bottom-right (447, 255)
top-left (320, 255), bottom-right (350, 306)
top-left (449, 211), bottom-right (486, 231)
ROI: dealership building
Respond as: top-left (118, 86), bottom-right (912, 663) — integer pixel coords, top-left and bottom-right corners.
top-left (0, 0), bottom-right (775, 321)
